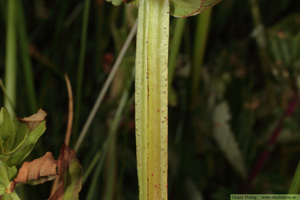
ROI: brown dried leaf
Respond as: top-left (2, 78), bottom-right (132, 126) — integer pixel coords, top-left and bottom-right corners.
top-left (19, 109), bottom-right (47, 130)
top-left (10, 152), bottom-right (57, 192)
top-left (48, 144), bottom-right (82, 200)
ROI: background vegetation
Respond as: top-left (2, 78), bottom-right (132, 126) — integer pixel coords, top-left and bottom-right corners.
top-left (1, 0), bottom-right (300, 199)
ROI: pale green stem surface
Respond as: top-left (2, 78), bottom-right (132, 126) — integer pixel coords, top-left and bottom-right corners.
top-left (4, 0), bottom-right (17, 117)
top-left (135, 0), bottom-right (169, 199)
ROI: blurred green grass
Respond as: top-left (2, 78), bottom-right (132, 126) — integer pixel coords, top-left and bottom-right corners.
top-left (1, 0), bottom-right (300, 199)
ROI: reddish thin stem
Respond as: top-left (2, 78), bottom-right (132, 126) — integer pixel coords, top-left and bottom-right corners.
top-left (241, 93), bottom-right (299, 192)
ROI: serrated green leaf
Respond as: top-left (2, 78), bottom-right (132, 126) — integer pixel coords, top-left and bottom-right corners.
top-left (213, 102), bottom-right (247, 178)
top-left (170, 0), bottom-right (222, 17)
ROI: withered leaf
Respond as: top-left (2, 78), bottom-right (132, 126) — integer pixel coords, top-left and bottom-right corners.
top-left (19, 109), bottom-right (47, 131)
top-left (10, 152), bottom-right (57, 192)
top-left (48, 144), bottom-right (82, 200)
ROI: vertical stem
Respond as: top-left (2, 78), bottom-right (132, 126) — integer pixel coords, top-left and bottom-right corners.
top-left (168, 18), bottom-right (185, 89)
top-left (5, 0), bottom-right (17, 117)
top-left (191, 8), bottom-right (212, 107)
top-left (17, 0), bottom-right (38, 113)
top-left (74, 0), bottom-right (91, 137)
top-left (135, 0), bottom-right (169, 199)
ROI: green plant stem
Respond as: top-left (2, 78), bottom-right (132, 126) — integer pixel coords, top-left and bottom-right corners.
top-left (288, 160), bottom-right (300, 193)
top-left (74, 21), bottom-right (137, 152)
top-left (135, 0), bottom-right (169, 199)
top-left (74, 0), bottom-right (91, 138)
top-left (17, 0), bottom-right (38, 113)
top-left (190, 8), bottom-right (212, 107)
top-left (0, 80), bottom-right (16, 116)
top-left (168, 18), bottom-right (186, 89)
top-left (4, 0), bottom-right (17, 117)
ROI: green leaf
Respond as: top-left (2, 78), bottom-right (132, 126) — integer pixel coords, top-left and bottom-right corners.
top-left (8, 121), bottom-right (27, 152)
top-left (106, 0), bottom-right (123, 6)
top-left (0, 160), bottom-right (17, 195)
top-left (1, 121), bottom-right (46, 166)
top-left (105, 0), bottom-right (222, 16)
top-left (170, 0), bottom-right (222, 17)
top-left (0, 109), bottom-right (47, 166)
top-left (0, 108), bottom-right (14, 153)
top-left (213, 102), bottom-right (247, 178)
top-left (63, 159), bottom-right (82, 200)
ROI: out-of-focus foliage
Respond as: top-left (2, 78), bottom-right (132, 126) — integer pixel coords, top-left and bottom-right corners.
top-left (0, 0), bottom-right (299, 199)
top-left (213, 102), bottom-right (247, 179)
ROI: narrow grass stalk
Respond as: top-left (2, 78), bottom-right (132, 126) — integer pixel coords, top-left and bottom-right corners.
top-left (168, 18), bottom-right (186, 89)
top-left (288, 160), bottom-right (300, 194)
top-left (4, 0), bottom-right (17, 117)
top-left (86, 81), bottom-right (131, 200)
top-left (135, 0), bottom-right (169, 199)
top-left (74, 21), bottom-right (137, 152)
top-left (17, 0), bottom-right (38, 113)
top-left (0, 0), bottom-right (6, 23)
top-left (0, 80), bottom-right (16, 115)
top-left (104, 141), bottom-right (116, 200)
top-left (74, 0), bottom-right (91, 137)
top-left (190, 8), bottom-right (212, 106)
top-left (82, 151), bottom-right (101, 184)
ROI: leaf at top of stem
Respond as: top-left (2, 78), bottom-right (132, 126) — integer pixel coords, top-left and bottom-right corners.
top-left (105, 0), bottom-right (222, 17)
top-left (170, 0), bottom-right (222, 17)
top-left (106, 0), bottom-right (123, 6)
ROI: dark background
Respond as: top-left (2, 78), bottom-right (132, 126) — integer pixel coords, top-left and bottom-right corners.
top-left (1, 0), bottom-right (300, 199)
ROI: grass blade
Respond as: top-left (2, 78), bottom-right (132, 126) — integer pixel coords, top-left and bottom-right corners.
top-left (4, 0), bottom-right (17, 117)
top-left (17, 0), bottom-right (38, 113)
